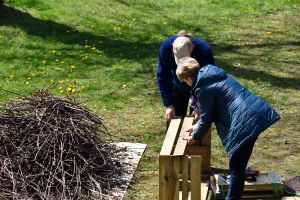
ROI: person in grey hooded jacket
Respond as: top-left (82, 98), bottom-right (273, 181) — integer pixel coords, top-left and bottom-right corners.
top-left (176, 57), bottom-right (280, 200)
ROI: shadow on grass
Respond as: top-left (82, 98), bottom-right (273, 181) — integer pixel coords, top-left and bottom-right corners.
top-left (213, 41), bottom-right (300, 89)
top-left (1, 4), bottom-right (299, 89)
top-left (219, 63), bottom-right (300, 90)
top-left (0, 4), bottom-right (160, 69)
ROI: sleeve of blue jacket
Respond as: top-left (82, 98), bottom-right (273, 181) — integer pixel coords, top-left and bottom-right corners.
top-left (156, 43), bottom-right (173, 107)
top-left (192, 88), bottom-right (215, 140)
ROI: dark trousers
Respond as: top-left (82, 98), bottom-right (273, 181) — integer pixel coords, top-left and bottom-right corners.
top-left (226, 137), bottom-right (257, 200)
top-left (172, 87), bottom-right (192, 117)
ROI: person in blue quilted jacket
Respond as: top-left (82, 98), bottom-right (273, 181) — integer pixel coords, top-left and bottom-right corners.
top-left (176, 57), bottom-right (280, 200)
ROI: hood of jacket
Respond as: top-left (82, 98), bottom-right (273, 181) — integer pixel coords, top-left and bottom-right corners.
top-left (192, 65), bottom-right (227, 91)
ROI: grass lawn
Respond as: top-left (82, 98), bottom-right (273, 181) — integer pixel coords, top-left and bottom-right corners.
top-left (0, 0), bottom-right (299, 199)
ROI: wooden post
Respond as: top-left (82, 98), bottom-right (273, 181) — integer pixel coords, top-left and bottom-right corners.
top-left (190, 156), bottom-right (202, 200)
top-left (181, 156), bottom-right (189, 200)
top-left (159, 156), bottom-right (181, 200)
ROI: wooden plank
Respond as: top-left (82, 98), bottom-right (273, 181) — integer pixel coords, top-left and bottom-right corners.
top-left (185, 146), bottom-right (210, 155)
top-left (159, 156), bottom-right (180, 200)
top-left (200, 127), bottom-right (211, 146)
top-left (179, 191), bottom-right (191, 200)
top-left (173, 117), bottom-right (194, 156)
top-left (179, 180), bottom-right (210, 200)
top-left (181, 156), bottom-right (189, 200)
top-left (201, 182), bottom-right (209, 200)
top-left (184, 146), bottom-right (211, 173)
top-left (160, 118), bottom-right (182, 155)
top-left (191, 156), bottom-right (202, 200)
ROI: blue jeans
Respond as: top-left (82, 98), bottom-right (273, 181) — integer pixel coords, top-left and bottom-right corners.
top-left (225, 137), bottom-right (257, 200)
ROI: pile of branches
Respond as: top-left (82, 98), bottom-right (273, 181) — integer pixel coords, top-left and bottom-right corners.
top-left (0, 90), bottom-right (127, 199)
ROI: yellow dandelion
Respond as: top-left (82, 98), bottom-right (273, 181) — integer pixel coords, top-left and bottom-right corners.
top-left (265, 32), bottom-right (272, 35)
top-left (71, 88), bottom-right (76, 93)
top-left (91, 47), bottom-right (96, 50)
top-left (59, 80), bottom-right (65, 83)
top-left (67, 87), bottom-right (72, 92)
top-left (60, 90), bottom-right (64, 93)
top-left (70, 65), bottom-right (76, 69)
top-left (25, 81), bottom-right (29, 85)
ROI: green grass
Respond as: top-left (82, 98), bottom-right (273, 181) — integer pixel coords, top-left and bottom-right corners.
top-left (1, 0), bottom-right (300, 199)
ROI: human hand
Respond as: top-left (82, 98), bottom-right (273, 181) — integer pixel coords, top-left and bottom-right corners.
top-left (183, 136), bottom-right (199, 145)
top-left (185, 124), bottom-right (197, 135)
top-left (192, 109), bottom-right (200, 123)
top-left (165, 105), bottom-right (175, 123)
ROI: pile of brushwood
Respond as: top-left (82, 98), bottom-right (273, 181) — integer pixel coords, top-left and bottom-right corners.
top-left (0, 90), bottom-right (128, 199)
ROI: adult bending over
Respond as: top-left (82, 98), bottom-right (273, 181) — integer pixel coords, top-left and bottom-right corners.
top-left (157, 30), bottom-right (214, 124)
top-left (176, 57), bottom-right (280, 200)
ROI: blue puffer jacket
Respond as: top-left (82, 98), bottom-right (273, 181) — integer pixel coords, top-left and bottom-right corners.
top-left (192, 65), bottom-right (280, 158)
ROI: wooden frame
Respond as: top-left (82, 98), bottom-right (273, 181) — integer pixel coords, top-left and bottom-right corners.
top-left (159, 117), bottom-right (211, 200)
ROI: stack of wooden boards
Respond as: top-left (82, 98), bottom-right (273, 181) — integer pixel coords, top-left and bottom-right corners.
top-left (159, 116), bottom-right (212, 200)
top-left (210, 172), bottom-right (284, 199)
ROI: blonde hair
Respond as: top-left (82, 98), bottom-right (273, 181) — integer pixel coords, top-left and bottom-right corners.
top-left (176, 57), bottom-right (200, 82)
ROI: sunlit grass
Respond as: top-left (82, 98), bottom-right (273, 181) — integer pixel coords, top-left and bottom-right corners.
top-left (0, 0), bottom-right (299, 199)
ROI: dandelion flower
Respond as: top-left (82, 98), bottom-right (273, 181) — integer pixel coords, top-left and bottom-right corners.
top-left (265, 32), bottom-right (272, 35)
